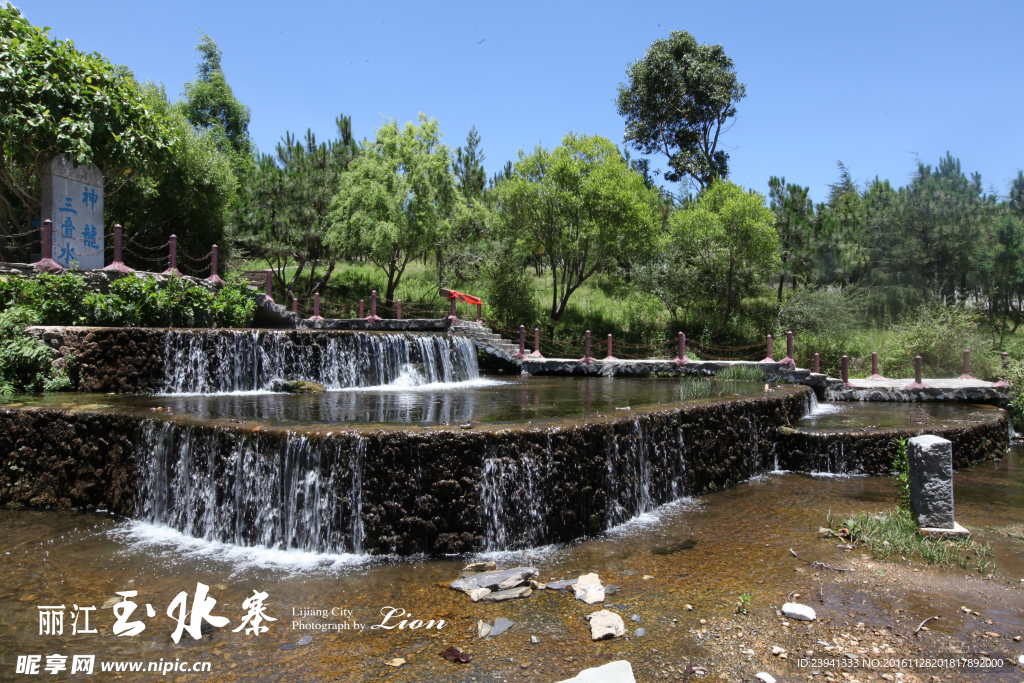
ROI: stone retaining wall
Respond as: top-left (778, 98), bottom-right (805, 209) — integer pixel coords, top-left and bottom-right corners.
top-left (0, 389), bottom-right (1009, 555)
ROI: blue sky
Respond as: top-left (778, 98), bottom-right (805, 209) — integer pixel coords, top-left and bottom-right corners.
top-left (17, 0), bottom-right (1024, 203)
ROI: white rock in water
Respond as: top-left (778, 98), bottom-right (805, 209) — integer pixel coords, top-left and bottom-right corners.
top-left (771, 645), bottom-right (785, 655)
top-left (555, 660), bottom-right (635, 683)
top-left (477, 620), bottom-right (491, 638)
top-left (755, 673), bottom-right (777, 683)
top-left (468, 588), bottom-right (491, 602)
top-left (482, 586), bottom-right (532, 601)
top-left (574, 573), bottom-right (605, 604)
top-left (586, 610), bottom-right (625, 640)
top-left (782, 602), bottom-right (816, 621)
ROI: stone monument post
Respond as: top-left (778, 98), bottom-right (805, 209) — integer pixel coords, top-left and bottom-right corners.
top-left (906, 435), bottom-right (967, 535)
top-left (40, 154), bottom-right (104, 269)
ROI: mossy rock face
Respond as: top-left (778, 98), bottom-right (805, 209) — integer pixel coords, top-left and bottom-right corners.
top-left (287, 380), bottom-right (325, 394)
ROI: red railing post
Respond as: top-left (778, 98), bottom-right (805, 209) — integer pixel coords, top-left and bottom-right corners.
top-left (206, 244), bottom-right (225, 284)
top-left (292, 296), bottom-right (298, 315)
top-left (761, 334), bottom-right (775, 363)
top-left (904, 355), bottom-right (931, 389)
top-left (163, 234), bottom-right (179, 276)
top-left (841, 355), bottom-right (849, 385)
top-left (365, 290), bottom-right (382, 322)
top-left (30, 219), bottom-right (63, 272)
top-left (264, 270), bottom-right (274, 303)
top-left (358, 299), bottom-right (364, 319)
top-left (781, 330), bottom-right (795, 368)
top-left (604, 333), bottom-right (617, 361)
top-left (476, 303), bottom-right (482, 324)
top-left (866, 351), bottom-right (885, 380)
top-left (446, 296), bottom-right (458, 323)
top-left (813, 353), bottom-right (820, 374)
top-left (102, 223), bottom-right (133, 274)
top-left (957, 349), bottom-right (974, 379)
top-left (515, 325), bottom-right (527, 359)
top-left (530, 327), bottom-right (543, 358)
top-left (673, 331), bottom-right (690, 364)
top-left (309, 292), bottom-right (324, 321)
top-left (580, 330), bottom-right (594, 363)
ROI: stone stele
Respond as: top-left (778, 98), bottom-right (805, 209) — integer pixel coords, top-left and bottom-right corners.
top-left (907, 434), bottom-right (955, 530)
top-left (40, 154), bottom-right (105, 269)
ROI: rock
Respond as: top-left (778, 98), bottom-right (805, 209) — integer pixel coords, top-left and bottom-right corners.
top-left (387, 658), bottom-right (405, 667)
top-left (685, 604), bottom-right (694, 611)
top-left (490, 617), bottom-right (514, 637)
top-left (587, 610), bottom-right (625, 640)
top-left (544, 579), bottom-right (576, 590)
top-left (467, 588), bottom-right (491, 602)
top-left (450, 566), bottom-right (538, 593)
top-left (772, 646), bottom-right (785, 655)
top-left (297, 635), bottom-right (312, 646)
top-left (907, 435), bottom-right (955, 529)
top-left (463, 561), bottom-right (497, 572)
top-left (1018, 654), bottom-right (1024, 665)
top-left (477, 620), bottom-right (491, 638)
top-left (755, 674), bottom-right (777, 683)
top-left (269, 378), bottom-right (326, 394)
top-left (604, 585), bottom-right (621, 595)
top-left (620, 570), bottom-right (637, 576)
top-left (530, 635), bottom-right (539, 644)
top-left (634, 628), bottom-right (645, 637)
top-left (574, 573), bottom-right (605, 604)
top-left (642, 575), bottom-right (654, 580)
top-left (782, 602), bottom-right (816, 621)
top-left (482, 586), bottom-right (532, 601)
top-left (101, 597), bottom-right (120, 610)
top-left (555, 660), bottom-right (635, 683)
top-left (630, 614), bottom-right (641, 622)
top-left (530, 580), bottom-right (547, 590)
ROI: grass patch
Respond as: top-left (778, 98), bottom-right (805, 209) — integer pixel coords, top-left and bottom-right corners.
top-left (992, 524), bottom-right (1024, 542)
top-left (828, 507), bottom-right (995, 574)
top-left (678, 376), bottom-right (714, 401)
top-left (715, 364), bottom-right (764, 381)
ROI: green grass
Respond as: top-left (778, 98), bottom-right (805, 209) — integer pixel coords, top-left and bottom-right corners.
top-left (715, 364), bottom-right (764, 381)
top-left (828, 507), bottom-right (995, 573)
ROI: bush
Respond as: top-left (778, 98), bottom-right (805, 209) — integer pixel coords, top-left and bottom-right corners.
top-left (484, 250), bottom-right (538, 330)
top-left (880, 303), bottom-right (998, 379)
top-left (0, 307), bottom-right (69, 394)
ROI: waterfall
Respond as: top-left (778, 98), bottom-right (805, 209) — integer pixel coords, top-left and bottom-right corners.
top-left (135, 421), bottom-right (365, 554)
top-left (162, 330), bottom-right (480, 394)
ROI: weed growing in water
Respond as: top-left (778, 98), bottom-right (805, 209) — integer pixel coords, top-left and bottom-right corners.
top-left (831, 508), bottom-right (994, 575)
top-left (891, 437), bottom-right (911, 510)
top-left (715, 364), bottom-right (764, 382)
top-left (735, 592), bottom-right (752, 614)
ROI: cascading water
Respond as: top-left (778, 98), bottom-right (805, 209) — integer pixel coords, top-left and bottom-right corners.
top-left (136, 421), bottom-right (366, 554)
top-left (162, 330), bottom-right (479, 394)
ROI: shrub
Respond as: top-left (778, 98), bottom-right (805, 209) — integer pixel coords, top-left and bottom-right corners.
top-left (880, 304), bottom-right (998, 379)
top-left (484, 250), bottom-right (538, 330)
top-left (0, 307), bottom-right (69, 394)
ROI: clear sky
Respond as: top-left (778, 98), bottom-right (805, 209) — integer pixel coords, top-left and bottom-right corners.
top-left (16, 0), bottom-right (1024, 203)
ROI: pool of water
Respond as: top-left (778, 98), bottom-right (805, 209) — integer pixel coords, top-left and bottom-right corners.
top-left (2, 446), bottom-right (1021, 682)
top-left (798, 400), bottom-right (999, 431)
top-left (0, 377), bottom-right (767, 426)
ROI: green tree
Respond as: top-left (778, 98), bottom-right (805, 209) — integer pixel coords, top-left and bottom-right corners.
top-left (453, 126), bottom-right (486, 200)
top-left (180, 32), bottom-right (255, 176)
top-left (328, 114), bottom-right (456, 304)
top-left (768, 176), bottom-right (816, 301)
top-left (670, 181), bottom-right (779, 327)
top-left (493, 132), bottom-right (661, 332)
top-left (616, 30), bottom-right (745, 191)
top-left (105, 83), bottom-right (238, 273)
top-left (0, 5), bottom-right (169, 234)
top-left (234, 116), bottom-right (358, 298)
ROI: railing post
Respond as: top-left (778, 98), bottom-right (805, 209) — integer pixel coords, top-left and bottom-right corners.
top-left (101, 223), bottom-right (133, 274)
top-left (292, 296), bottom-right (298, 315)
top-left (866, 351), bottom-right (885, 380)
top-left (365, 290), bottom-right (382, 322)
top-left (264, 270), bottom-right (274, 303)
top-left (162, 234), bottom-right (179, 276)
top-left (905, 354), bottom-right (930, 389)
top-left (358, 299), bottom-right (364, 319)
top-left (674, 332), bottom-right (690, 365)
top-left (396, 299), bottom-right (402, 320)
top-left (761, 334), bottom-right (775, 363)
top-left (841, 355), bottom-right (849, 385)
top-left (447, 296), bottom-right (459, 323)
top-left (957, 349), bottom-right (974, 379)
top-left (476, 302), bottom-right (482, 324)
top-left (515, 325), bottom-right (527, 359)
top-left (206, 244), bottom-right (225, 284)
top-left (530, 327), bottom-right (543, 358)
top-left (31, 219), bottom-right (64, 272)
top-left (309, 292), bottom-right (324, 321)
top-left (813, 352), bottom-right (820, 374)
top-left (604, 333), bottom-right (617, 361)
top-left (580, 330), bottom-right (594, 363)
